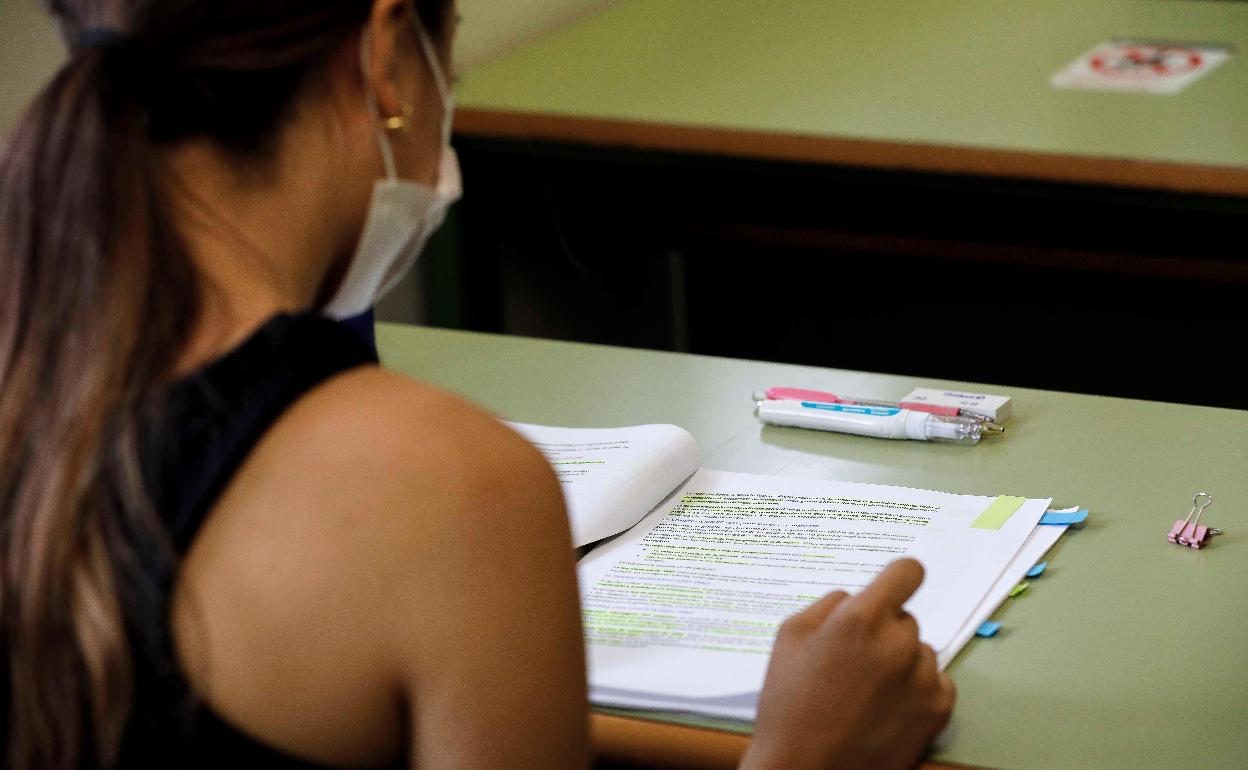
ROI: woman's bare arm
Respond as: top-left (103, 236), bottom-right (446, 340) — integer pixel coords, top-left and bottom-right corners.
top-left (173, 368), bottom-right (589, 768)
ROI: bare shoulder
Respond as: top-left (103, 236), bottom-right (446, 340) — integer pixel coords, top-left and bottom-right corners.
top-left (188, 366), bottom-right (568, 593)
top-left (171, 366), bottom-right (583, 767)
top-left (227, 365), bottom-right (565, 541)
top-left (271, 366), bottom-right (558, 503)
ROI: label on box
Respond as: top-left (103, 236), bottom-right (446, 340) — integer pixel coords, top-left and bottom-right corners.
top-left (901, 388), bottom-right (1012, 422)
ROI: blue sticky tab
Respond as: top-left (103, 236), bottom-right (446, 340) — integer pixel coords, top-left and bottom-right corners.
top-left (976, 621), bottom-right (1001, 638)
top-left (1040, 509), bottom-right (1088, 526)
top-left (1026, 561), bottom-right (1048, 578)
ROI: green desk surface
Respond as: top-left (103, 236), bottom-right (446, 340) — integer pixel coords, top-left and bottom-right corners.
top-left (457, 0), bottom-right (1248, 181)
top-left (453, 0), bottom-right (612, 70)
top-left (378, 322), bottom-right (1248, 769)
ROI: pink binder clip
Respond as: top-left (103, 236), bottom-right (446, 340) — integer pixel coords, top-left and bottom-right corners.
top-left (1167, 492), bottom-right (1221, 550)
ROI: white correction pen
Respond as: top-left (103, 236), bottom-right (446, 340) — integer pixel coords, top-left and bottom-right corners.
top-left (755, 400), bottom-right (986, 445)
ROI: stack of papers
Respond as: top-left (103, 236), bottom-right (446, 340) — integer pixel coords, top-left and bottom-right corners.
top-left (511, 422), bottom-right (1078, 722)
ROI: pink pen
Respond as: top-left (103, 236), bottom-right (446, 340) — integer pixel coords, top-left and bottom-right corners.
top-left (756, 387), bottom-right (845, 404)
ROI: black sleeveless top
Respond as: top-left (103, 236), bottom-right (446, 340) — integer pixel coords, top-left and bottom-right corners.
top-left (119, 313), bottom-right (397, 768)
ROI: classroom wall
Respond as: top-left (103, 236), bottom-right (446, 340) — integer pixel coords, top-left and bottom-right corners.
top-left (0, 0), bottom-right (64, 139)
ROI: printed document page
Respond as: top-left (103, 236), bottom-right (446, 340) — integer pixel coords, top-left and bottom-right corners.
top-left (508, 422), bottom-right (700, 547)
top-left (579, 469), bottom-right (1049, 719)
top-left (939, 521), bottom-right (1066, 668)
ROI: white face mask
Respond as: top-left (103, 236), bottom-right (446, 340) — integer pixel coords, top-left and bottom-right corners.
top-left (323, 16), bottom-right (463, 320)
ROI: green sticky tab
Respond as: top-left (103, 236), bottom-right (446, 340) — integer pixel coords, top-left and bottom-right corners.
top-left (1009, 582), bottom-right (1030, 598)
top-left (971, 496), bottom-right (1027, 530)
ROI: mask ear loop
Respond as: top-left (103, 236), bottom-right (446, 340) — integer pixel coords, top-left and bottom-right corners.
top-left (359, 28), bottom-right (401, 182)
top-left (412, 18), bottom-right (453, 143)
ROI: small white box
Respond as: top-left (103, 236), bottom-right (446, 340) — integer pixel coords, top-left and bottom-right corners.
top-left (900, 388), bottom-right (1012, 423)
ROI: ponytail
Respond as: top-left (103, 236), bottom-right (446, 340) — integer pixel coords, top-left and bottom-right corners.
top-left (0, 43), bottom-right (198, 770)
top-left (2, 1), bottom-right (452, 766)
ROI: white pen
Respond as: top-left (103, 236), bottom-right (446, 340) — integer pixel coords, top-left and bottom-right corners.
top-left (754, 399), bottom-right (1000, 445)
top-left (753, 387), bottom-right (999, 425)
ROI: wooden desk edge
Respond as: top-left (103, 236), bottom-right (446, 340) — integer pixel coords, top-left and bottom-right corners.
top-left (590, 714), bottom-right (970, 770)
top-left (456, 107), bottom-right (1248, 198)
top-left (591, 714), bottom-right (748, 769)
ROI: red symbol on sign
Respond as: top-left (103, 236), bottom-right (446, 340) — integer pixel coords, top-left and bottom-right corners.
top-left (1089, 45), bottom-right (1203, 79)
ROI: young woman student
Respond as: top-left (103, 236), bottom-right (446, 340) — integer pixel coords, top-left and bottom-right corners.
top-left (0, 1), bottom-right (955, 767)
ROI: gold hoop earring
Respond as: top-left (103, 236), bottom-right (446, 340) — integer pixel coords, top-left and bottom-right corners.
top-left (382, 104), bottom-right (414, 131)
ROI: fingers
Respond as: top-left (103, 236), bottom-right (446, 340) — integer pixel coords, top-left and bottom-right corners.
top-left (784, 589), bottom-right (851, 633)
top-left (896, 609), bottom-right (920, 643)
top-left (916, 645), bottom-right (956, 734)
top-left (936, 670), bottom-right (957, 720)
top-left (915, 642), bottom-right (938, 677)
top-left (804, 589), bottom-right (851, 617)
top-left (915, 645), bottom-right (955, 710)
top-left (889, 644), bottom-right (954, 753)
top-left (853, 558), bottom-right (925, 616)
top-left (939, 672), bottom-right (956, 701)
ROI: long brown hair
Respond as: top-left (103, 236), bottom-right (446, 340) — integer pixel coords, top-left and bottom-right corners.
top-left (0, 1), bottom-right (448, 768)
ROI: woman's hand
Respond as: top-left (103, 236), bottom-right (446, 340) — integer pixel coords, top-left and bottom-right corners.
top-left (742, 559), bottom-right (955, 770)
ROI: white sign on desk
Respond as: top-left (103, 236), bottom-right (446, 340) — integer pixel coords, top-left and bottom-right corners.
top-left (1050, 39), bottom-right (1232, 95)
